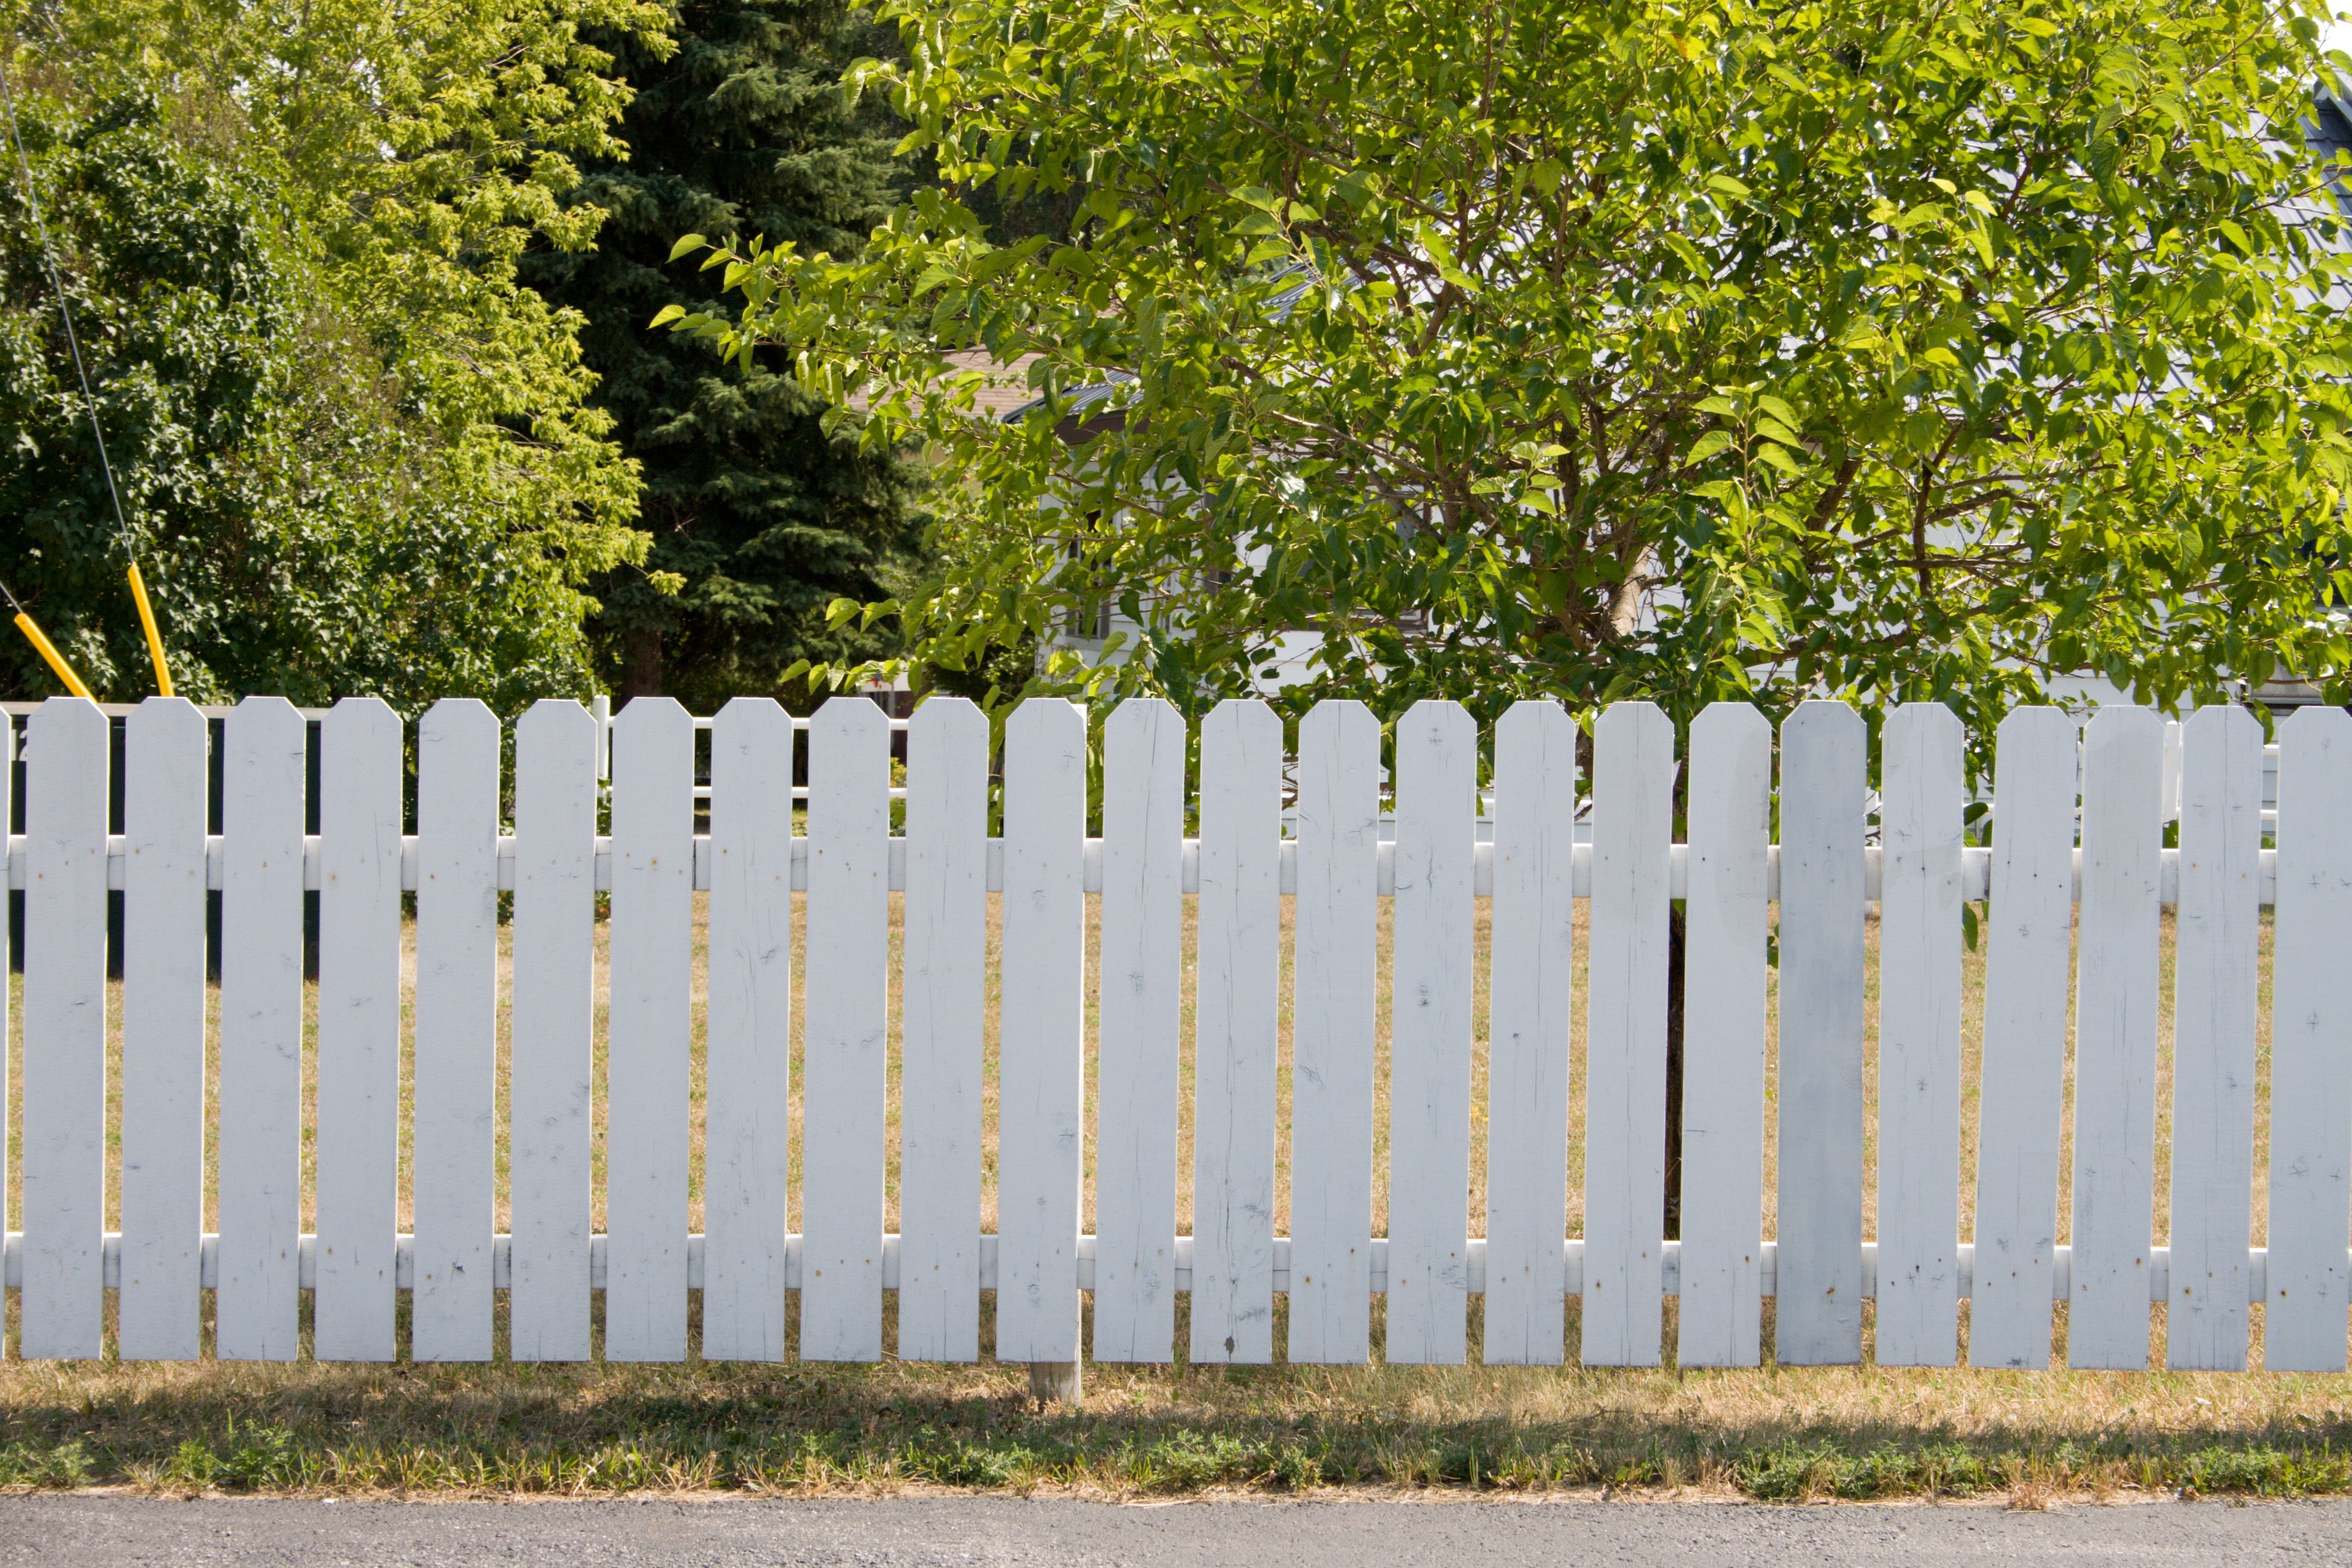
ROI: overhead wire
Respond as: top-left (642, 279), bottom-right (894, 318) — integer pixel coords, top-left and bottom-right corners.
top-left (0, 53), bottom-right (173, 697)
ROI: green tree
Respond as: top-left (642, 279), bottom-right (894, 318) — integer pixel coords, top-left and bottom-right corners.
top-left (1, 0), bottom-right (669, 705)
top-left (673, 0), bottom-right (2352, 739)
top-left (524, 0), bottom-right (926, 711)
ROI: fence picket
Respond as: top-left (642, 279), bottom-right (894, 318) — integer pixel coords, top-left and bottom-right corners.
top-left (898, 697), bottom-right (989, 1362)
top-left (1874, 702), bottom-right (1965, 1367)
top-left (1677, 702), bottom-right (1771, 1367)
top-left (411, 699), bottom-right (501, 1362)
top-left (1288, 701), bottom-right (1380, 1365)
top-left (1191, 698), bottom-right (1283, 1365)
top-left (1775, 701), bottom-right (1867, 1365)
top-left (604, 697), bottom-right (694, 1362)
top-left (996, 699), bottom-right (1087, 1362)
top-left (1968, 707), bottom-right (2078, 1370)
top-left (1385, 700), bottom-right (1476, 1365)
top-left (802, 697), bottom-right (892, 1361)
top-left (1580, 705), bottom-right (1674, 1363)
top-left (2068, 706), bottom-right (2165, 1370)
top-left (1480, 700), bottom-right (1577, 1366)
top-left (509, 701), bottom-right (599, 1362)
top-left (313, 698), bottom-right (404, 1361)
top-left (2166, 704), bottom-right (2264, 1371)
top-left (1094, 699), bottom-right (1184, 1362)
top-left (215, 697), bottom-right (308, 1361)
top-left (119, 697), bottom-right (208, 1361)
top-left (702, 697), bottom-right (794, 1362)
top-left (20, 698), bottom-right (108, 1359)
top-left (2266, 707), bottom-right (2352, 1371)
top-left (1583, 700), bottom-right (1674, 1367)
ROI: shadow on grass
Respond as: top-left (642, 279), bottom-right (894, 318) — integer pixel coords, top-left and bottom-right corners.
top-left (1, 1357), bottom-right (2350, 1501)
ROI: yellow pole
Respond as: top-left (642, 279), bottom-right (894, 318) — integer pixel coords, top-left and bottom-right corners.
top-left (126, 561), bottom-right (172, 696)
top-left (12, 611), bottom-right (93, 699)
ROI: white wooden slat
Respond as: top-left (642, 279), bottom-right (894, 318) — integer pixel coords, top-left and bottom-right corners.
top-left (1582, 700), bottom-right (1674, 1367)
top-left (508, 700), bottom-right (599, 1362)
top-left (604, 697), bottom-right (694, 1362)
top-left (1482, 700), bottom-right (1576, 1367)
top-left (1676, 702), bottom-right (1771, 1368)
top-left (995, 699), bottom-right (1088, 1362)
top-left (19, 697), bottom-right (108, 1359)
top-left (2067, 705), bottom-right (2164, 1370)
top-left (312, 698), bottom-right (404, 1361)
top-left (1190, 699), bottom-right (1283, 1365)
top-left (1094, 699), bottom-right (1184, 1362)
top-left (897, 697), bottom-right (989, 1362)
top-left (118, 697), bottom-right (209, 1360)
top-left (1774, 700), bottom-right (1867, 1365)
top-left (410, 699), bottom-right (501, 1363)
top-left (2265, 707), bottom-right (2352, 1371)
top-left (1873, 702), bottom-right (1965, 1367)
top-left (1968, 707), bottom-right (2078, 1370)
top-left (801, 697), bottom-right (892, 1362)
top-left (702, 697), bottom-right (794, 1362)
top-left (1385, 700), bottom-right (1477, 1365)
top-left (216, 696), bottom-right (307, 1361)
top-left (1285, 701), bottom-right (1380, 1365)
top-left (2166, 704), bottom-right (2264, 1371)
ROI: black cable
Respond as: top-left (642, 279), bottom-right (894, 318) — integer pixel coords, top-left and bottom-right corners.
top-left (0, 54), bottom-right (134, 548)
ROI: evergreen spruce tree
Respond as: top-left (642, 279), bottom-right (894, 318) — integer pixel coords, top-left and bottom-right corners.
top-left (525, 0), bottom-right (924, 710)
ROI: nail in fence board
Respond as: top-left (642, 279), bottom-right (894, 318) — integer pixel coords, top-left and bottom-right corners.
top-left (1191, 698), bottom-right (1283, 1365)
top-left (995, 699), bottom-right (1086, 1362)
top-left (702, 698), bottom-right (794, 1362)
top-left (1287, 701), bottom-right (1380, 1365)
top-left (1676, 703), bottom-right (1771, 1368)
top-left (411, 699), bottom-right (501, 1362)
top-left (2166, 705), bottom-right (2264, 1371)
top-left (119, 697), bottom-right (209, 1359)
top-left (313, 698), bottom-right (404, 1360)
top-left (509, 701), bottom-right (598, 1362)
top-left (21, 698), bottom-right (108, 1358)
top-left (802, 697), bottom-right (892, 1361)
top-left (1968, 707), bottom-right (2078, 1369)
top-left (1094, 699), bottom-right (1184, 1362)
top-left (216, 697), bottom-right (308, 1361)
top-left (1774, 700), bottom-right (1867, 1365)
top-left (1480, 700), bottom-right (1577, 1367)
top-left (1583, 701), bottom-right (1675, 1366)
top-left (2265, 707), bottom-right (2352, 1371)
top-left (1873, 702), bottom-right (1965, 1367)
top-left (2068, 707), bottom-right (2165, 1369)
top-left (1385, 699), bottom-right (1476, 1365)
top-left (897, 697), bottom-right (988, 1362)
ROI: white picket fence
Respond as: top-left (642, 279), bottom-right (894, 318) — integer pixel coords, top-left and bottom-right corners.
top-left (1, 693), bottom-right (2345, 1371)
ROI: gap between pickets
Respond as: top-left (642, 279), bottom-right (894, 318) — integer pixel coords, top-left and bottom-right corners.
top-left (0, 837), bottom-right (2264, 906)
top-left (5, 1234), bottom-right (2287, 1305)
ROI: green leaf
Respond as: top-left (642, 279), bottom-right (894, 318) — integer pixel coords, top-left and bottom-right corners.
top-left (667, 232), bottom-right (708, 263)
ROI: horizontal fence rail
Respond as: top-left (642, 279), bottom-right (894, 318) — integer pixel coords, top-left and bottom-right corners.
top-left (0, 1232), bottom-right (2312, 1304)
top-left (0, 839), bottom-right (2296, 905)
top-left (2, 693), bottom-right (2345, 1373)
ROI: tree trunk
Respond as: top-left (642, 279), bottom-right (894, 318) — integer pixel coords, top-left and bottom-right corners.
top-left (1664, 901), bottom-right (1686, 1240)
top-left (622, 627), bottom-right (663, 701)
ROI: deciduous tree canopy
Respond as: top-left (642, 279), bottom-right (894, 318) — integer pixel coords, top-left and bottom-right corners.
top-left (1, 0), bottom-right (668, 707)
top-left (679, 0), bottom-right (2352, 737)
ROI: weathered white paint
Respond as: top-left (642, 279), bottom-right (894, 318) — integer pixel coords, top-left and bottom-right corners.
top-left (1582, 701), bottom-right (1674, 1367)
top-left (1773, 701), bottom-right (1866, 1366)
top-left (118, 698), bottom-right (209, 1360)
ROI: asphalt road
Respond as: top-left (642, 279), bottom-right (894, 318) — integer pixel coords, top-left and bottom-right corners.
top-left (7, 1494), bottom-right (2352, 1566)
